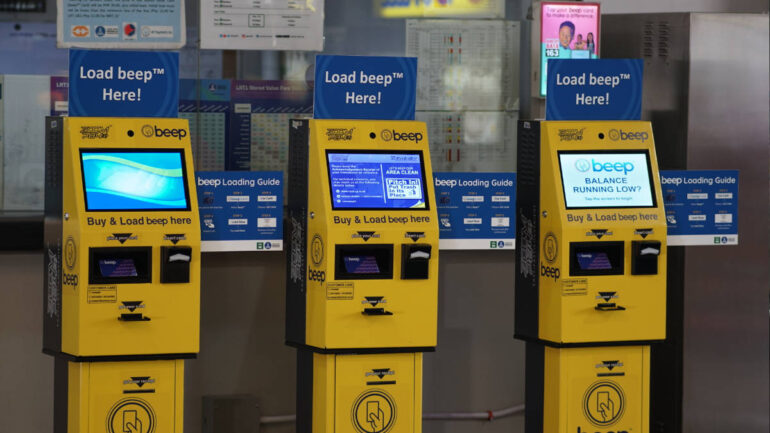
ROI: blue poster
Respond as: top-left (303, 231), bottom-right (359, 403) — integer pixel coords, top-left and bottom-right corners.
top-left (178, 79), bottom-right (230, 171)
top-left (546, 59), bottom-right (643, 121)
top-left (433, 172), bottom-right (515, 250)
top-left (69, 49), bottom-right (179, 117)
top-left (59, 0), bottom-right (185, 49)
top-left (660, 170), bottom-right (738, 245)
top-left (196, 171), bottom-right (283, 252)
top-left (314, 55), bottom-right (417, 120)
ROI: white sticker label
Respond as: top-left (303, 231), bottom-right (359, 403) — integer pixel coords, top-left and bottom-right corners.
top-left (462, 195), bottom-right (484, 202)
top-left (227, 195), bottom-right (250, 202)
top-left (258, 218), bottom-right (277, 228)
top-left (228, 218), bottom-right (248, 225)
top-left (464, 218), bottom-right (482, 225)
top-left (491, 217), bottom-right (510, 227)
top-left (687, 193), bottom-right (708, 200)
top-left (688, 214), bottom-right (707, 221)
top-left (714, 213), bottom-right (733, 223)
top-left (715, 193), bottom-right (733, 199)
top-left (258, 195), bottom-right (278, 202)
top-left (491, 195), bottom-right (510, 202)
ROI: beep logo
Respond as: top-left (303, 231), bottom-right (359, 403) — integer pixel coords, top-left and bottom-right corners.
top-left (608, 129), bottom-right (649, 142)
top-left (577, 158), bottom-right (635, 175)
top-left (381, 129), bottom-right (423, 143)
top-left (142, 124), bottom-right (187, 140)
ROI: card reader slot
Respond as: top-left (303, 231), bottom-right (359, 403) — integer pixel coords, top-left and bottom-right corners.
top-left (335, 244), bottom-right (393, 280)
top-left (569, 242), bottom-right (624, 276)
top-left (89, 247), bottom-right (151, 284)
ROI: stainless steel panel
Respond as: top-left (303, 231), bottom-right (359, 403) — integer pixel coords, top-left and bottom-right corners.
top-left (683, 13), bottom-right (769, 433)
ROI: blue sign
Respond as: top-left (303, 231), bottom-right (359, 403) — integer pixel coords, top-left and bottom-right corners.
top-left (660, 170), bottom-right (738, 245)
top-left (69, 49), bottom-right (179, 117)
top-left (546, 59), bottom-right (643, 121)
top-left (314, 55), bottom-right (417, 120)
top-left (433, 172), bottom-right (515, 249)
top-left (196, 171), bottom-right (283, 251)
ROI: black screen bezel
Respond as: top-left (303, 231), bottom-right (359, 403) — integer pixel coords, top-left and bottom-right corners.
top-left (325, 149), bottom-right (431, 211)
top-left (557, 149), bottom-right (658, 210)
top-left (80, 148), bottom-right (192, 212)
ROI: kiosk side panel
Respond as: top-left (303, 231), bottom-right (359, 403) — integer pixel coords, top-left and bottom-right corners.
top-left (44, 116), bottom-right (64, 354)
top-left (286, 119), bottom-right (310, 346)
top-left (515, 121), bottom-right (541, 340)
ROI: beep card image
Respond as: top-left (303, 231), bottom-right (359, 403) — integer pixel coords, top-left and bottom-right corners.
top-left (559, 152), bottom-right (655, 208)
top-left (314, 55), bottom-right (417, 120)
top-left (660, 170), bottom-right (739, 245)
top-left (327, 152), bottom-right (428, 209)
top-left (196, 171), bottom-right (283, 251)
top-left (433, 172), bottom-right (515, 249)
top-left (540, 2), bottom-right (600, 96)
top-left (69, 49), bottom-right (179, 117)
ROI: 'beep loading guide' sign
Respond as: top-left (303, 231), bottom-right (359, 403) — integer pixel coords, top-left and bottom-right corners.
top-left (69, 49), bottom-right (179, 117)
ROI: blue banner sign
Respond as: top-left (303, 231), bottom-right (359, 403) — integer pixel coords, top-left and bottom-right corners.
top-left (196, 171), bottom-right (283, 252)
top-left (660, 170), bottom-right (738, 245)
top-left (546, 58), bottom-right (643, 121)
top-left (314, 55), bottom-right (417, 120)
top-left (69, 49), bottom-right (179, 117)
top-left (433, 172), bottom-right (515, 250)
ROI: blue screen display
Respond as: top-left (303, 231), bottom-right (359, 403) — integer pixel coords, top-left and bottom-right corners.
top-left (327, 152), bottom-right (427, 209)
top-left (559, 152), bottom-right (654, 208)
top-left (81, 151), bottom-right (189, 210)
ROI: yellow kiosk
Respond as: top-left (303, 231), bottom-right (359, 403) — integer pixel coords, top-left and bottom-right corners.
top-left (286, 119), bottom-right (438, 433)
top-left (516, 121), bottom-right (667, 433)
top-left (44, 117), bottom-right (200, 433)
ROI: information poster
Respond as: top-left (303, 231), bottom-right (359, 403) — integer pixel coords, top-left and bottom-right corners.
top-left (178, 79), bottom-right (230, 171)
top-left (406, 19), bottom-right (519, 111)
top-left (539, 2), bottom-right (600, 96)
top-left (660, 170), bottom-right (739, 246)
top-left (229, 80), bottom-right (313, 173)
top-left (196, 171), bottom-right (283, 252)
top-left (200, 0), bottom-right (324, 51)
top-left (416, 111), bottom-right (517, 172)
top-left (57, 0), bottom-right (185, 49)
top-left (433, 172), bottom-right (515, 249)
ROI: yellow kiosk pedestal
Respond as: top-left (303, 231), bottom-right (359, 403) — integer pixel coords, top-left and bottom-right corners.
top-left (44, 117), bottom-right (201, 433)
top-left (516, 121), bottom-right (667, 433)
top-left (287, 119), bottom-right (439, 433)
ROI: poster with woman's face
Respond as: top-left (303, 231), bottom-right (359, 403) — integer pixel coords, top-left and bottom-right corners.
top-left (540, 2), bottom-right (600, 96)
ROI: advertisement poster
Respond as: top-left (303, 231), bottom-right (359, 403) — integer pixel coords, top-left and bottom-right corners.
top-left (57, 0), bottom-right (185, 49)
top-left (200, 0), bottom-right (324, 51)
top-left (660, 170), bottom-right (739, 246)
top-left (196, 171), bottom-right (283, 252)
top-left (314, 55), bottom-right (417, 120)
top-left (68, 49), bottom-right (179, 118)
top-left (434, 172), bottom-right (515, 250)
top-left (546, 59), bottom-right (643, 121)
top-left (178, 79), bottom-right (230, 171)
top-left (377, 0), bottom-right (504, 19)
top-left (539, 2), bottom-right (600, 96)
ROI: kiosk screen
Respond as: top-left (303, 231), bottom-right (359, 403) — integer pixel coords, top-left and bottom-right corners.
top-left (81, 150), bottom-right (190, 211)
top-left (327, 151), bottom-right (428, 210)
top-left (558, 151), bottom-right (656, 208)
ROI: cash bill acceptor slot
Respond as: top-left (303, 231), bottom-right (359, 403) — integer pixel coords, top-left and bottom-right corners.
top-left (516, 121), bottom-right (667, 433)
top-left (44, 117), bottom-right (200, 433)
top-left (287, 119), bottom-right (439, 433)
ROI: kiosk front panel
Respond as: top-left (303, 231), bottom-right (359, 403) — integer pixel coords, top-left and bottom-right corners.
top-left (44, 117), bottom-right (201, 358)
